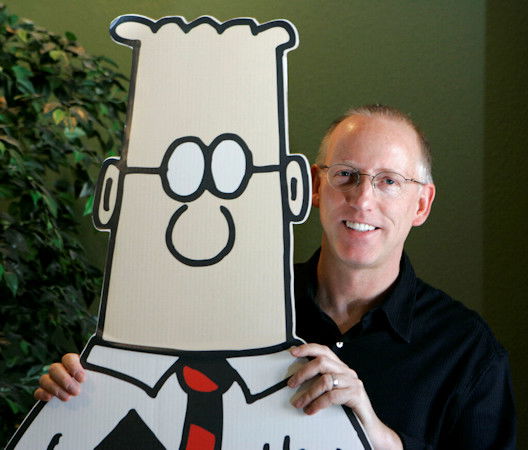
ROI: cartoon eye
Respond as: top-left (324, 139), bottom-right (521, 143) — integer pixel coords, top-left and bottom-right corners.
top-left (211, 139), bottom-right (247, 194)
top-left (166, 141), bottom-right (205, 197)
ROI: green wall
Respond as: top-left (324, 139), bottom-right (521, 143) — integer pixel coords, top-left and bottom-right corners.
top-left (485, 1), bottom-right (527, 446)
top-left (7, 0), bottom-right (525, 446)
top-left (11, 0), bottom-right (485, 309)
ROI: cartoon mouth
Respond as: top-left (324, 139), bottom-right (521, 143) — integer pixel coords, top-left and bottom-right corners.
top-left (344, 221), bottom-right (378, 232)
top-left (166, 205), bottom-right (235, 266)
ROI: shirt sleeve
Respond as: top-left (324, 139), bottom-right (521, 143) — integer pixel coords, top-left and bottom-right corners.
top-left (443, 349), bottom-right (516, 449)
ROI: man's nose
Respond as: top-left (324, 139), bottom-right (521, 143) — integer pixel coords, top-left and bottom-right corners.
top-left (343, 176), bottom-right (374, 210)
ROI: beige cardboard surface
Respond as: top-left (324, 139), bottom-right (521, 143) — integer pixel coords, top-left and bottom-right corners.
top-left (7, 15), bottom-right (371, 450)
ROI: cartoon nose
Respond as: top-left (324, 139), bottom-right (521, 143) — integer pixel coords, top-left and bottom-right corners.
top-left (166, 200), bottom-right (235, 267)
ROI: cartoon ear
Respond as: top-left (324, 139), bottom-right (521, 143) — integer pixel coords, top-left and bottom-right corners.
top-left (285, 154), bottom-right (311, 223)
top-left (92, 158), bottom-right (121, 230)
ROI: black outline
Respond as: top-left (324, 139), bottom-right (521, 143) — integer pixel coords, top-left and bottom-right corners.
top-left (343, 407), bottom-right (373, 449)
top-left (82, 335), bottom-right (305, 376)
top-left (5, 400), bottom-right (47, 449)
top-left (109, 15), bottom-right (297, 48)
top-left (103, 178), bottom-right (113, 212)
top-left (92, 157), bottom-right (123, 230)
top-left (165, 205), bottom-right (235, 266)
top-left (284, 154), bottom-right (310, 223)
top-left (46, 433), bottom-right (62, 449)
top-left (290, 177), bottom-right (298, 202)
top-left (81, 340), bottom-right (292, 403)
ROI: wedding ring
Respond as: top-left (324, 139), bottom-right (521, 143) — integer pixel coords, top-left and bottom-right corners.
top-left (331, 374), bottom-right (339, 389)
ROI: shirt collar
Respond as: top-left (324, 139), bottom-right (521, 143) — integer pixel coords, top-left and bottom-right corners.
top-left (296, 249), bottom-right (417, 344)
top-left (86, 344), bottom-right (298, 395)
top-left (378, 251), bottom-right (417, 343)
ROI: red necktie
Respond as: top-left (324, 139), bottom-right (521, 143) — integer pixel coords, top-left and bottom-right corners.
top-left (176, 358), bottom-right (237, 450)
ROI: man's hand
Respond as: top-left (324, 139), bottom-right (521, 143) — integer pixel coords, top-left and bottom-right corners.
top-left (34, 353), bottom-right (85, 402)
top-left (288, 343), bottom-right (402, 450)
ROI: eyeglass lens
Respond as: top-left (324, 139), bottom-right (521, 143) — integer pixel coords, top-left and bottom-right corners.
top-left (326, 165), bottom-right (406, 196)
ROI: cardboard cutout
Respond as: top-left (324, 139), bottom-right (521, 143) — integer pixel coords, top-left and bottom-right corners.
top-left (7, 16), bottom-right (371, 449)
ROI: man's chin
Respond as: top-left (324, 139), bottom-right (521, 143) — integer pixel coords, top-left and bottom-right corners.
top-left (328, 245), bottom-right (381, 270)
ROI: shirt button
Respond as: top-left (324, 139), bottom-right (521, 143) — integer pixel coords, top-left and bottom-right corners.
top-left (336, 341), bottom-right (344, 348)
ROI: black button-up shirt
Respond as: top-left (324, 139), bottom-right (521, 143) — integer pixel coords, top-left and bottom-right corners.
top-left (294, 250), bottom-right (516, 449)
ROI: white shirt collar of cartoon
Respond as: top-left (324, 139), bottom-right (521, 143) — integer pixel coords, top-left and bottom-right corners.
top-left (85, 344), bottom-right (304, 396)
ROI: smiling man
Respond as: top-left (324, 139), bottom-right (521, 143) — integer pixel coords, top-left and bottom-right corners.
top-left (288, 105), bottom-right (516, 448)
top-left (33, 105), bottom-right (516, 448)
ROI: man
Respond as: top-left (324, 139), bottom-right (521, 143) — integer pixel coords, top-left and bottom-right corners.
top-left (34, 105), bottom-right (516, 448)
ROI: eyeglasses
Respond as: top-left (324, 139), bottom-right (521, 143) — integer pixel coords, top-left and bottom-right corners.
top-left (318, 164), bottom-right (425, 197)
top-left (126, 134), bottom-right (280, 202)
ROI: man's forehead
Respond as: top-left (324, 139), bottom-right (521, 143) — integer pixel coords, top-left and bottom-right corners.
top-left (330, 114), bottom-right (416, 143)
top-left (325, 115), bottom-right (422, 166)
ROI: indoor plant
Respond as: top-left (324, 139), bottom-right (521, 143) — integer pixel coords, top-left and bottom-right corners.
top-left (0, 4), bottom-right (127, 441)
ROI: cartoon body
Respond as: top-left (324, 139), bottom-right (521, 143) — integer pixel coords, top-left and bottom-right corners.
top-left (7, 16), bottom-right (371, 449)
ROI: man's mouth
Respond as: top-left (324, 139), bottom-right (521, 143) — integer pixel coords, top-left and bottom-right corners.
top-left (344, 221), bottom-right (378, 232)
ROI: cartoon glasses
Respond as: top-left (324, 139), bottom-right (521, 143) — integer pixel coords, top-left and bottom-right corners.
top-left (127, 134), bottom-right (280, 202)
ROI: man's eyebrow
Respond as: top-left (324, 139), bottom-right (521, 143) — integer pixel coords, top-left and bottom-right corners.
top-left (330, 162), bottom-right (405, 174)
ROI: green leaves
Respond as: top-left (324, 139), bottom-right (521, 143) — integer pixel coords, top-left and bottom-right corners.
top-left (49, 50), bottom-right (66, 61)
top-left (64, 126), bottom-right (86, 140)
top-left (83, 194), bottom-right (94, 216)
top-left (0, 4), bottom-right (127, 442)
top-left (3, 271), bottom-right (19, 296)
top-left (11, 65), bottom-right (35, 94)
top-left (52, 108), bottom-right (65, 124)
top-left (42, 193), bottom-right (58, 217)
top-left (65, 31), bottom-right (77, 42)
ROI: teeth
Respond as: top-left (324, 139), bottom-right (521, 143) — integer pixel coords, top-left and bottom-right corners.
top-left (345, 221), bottom-right (376, 232)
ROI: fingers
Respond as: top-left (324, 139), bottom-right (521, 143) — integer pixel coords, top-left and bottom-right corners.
top-left (36, 372), bottom-right (74, 402)
top-left (302, 385), bottom-right (348, 415)
top-left (62, 353), bottom-right (85, 383)
top-left (34, 387), bottom-right (53, 402)
top-left (34, 353), bottom-right (85, 402)
top-left (289, 344), bottom-right (367, 416)
top-left (288, 344), bottom-right (397, 446)
top-left (290, 372), bottom-right (335, 409)
top-left (290, 343), bottom-right (338, 360)
top-left (288, 344), bottom-right (352, 389)
top-left (291, 370), bottom-right (364, 415)
top-left (288, 358), bottom-right (343, 389)
top-left (310, 376), bottom-right (366, 415)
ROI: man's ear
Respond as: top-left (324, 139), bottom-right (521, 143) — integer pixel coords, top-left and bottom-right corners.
top-left (311, 164), bottom-right (321, 208)
top-left (93, 158), bottom-right (122, 230)
top-left (285, 154), bottom-right (311, 223)
top-left (412, 183), bottom-right (436, 227)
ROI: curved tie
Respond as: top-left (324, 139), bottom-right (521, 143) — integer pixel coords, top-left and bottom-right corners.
top-left (176, 358), bottom-right (238, 450)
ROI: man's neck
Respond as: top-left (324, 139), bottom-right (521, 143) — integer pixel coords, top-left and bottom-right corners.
top-left (315, 246), bottom-right (401, 334)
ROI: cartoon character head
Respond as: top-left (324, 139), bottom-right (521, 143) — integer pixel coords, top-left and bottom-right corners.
top-left (92, 16), bottom-right (310, 355)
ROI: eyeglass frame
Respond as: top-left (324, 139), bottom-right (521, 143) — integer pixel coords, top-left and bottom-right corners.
top-left (125, 134), bottom-right (281, 203)
top-left (317, 163), bottom-right (426, 195)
